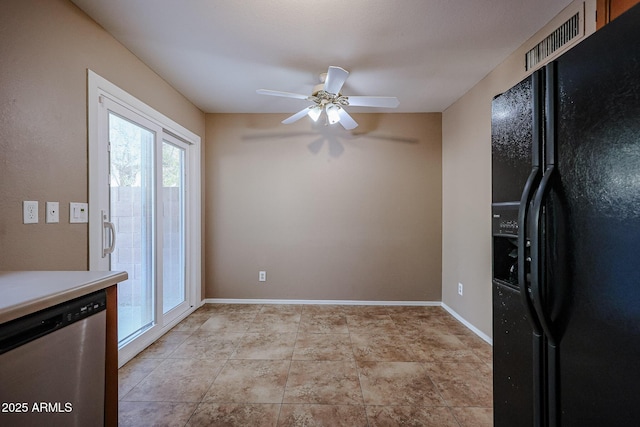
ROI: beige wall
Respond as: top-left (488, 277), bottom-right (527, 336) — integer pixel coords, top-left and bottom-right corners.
top-left (0, 0), bottom-right (205, 270)
top-left (2, 0), bottom-right (601, 337)
top-left (441, 0), bottom-right (597, 337)
top-left (205, 113), bottom-right (442, 301)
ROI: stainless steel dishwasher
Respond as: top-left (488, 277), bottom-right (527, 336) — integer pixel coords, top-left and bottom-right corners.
top-left (0, 289), bottom-right (107, 427)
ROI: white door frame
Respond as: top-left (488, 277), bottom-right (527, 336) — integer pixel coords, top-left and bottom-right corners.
top-left (87, 70), bottom-right (202, 366)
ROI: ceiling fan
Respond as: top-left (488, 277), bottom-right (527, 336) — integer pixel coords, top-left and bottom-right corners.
top-left (256, 66), bottom-right (399, 130)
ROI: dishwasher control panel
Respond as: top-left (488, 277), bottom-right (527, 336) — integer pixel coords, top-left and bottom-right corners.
top-left (0, 289), bottom-right (106, 355)
top-left (65, 296), bottom-right (107, 323)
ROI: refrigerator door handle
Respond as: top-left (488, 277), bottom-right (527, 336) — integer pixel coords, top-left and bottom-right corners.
top-left (519, 165), bottom-right (546, 427)
top-left (530, 164), bottom-right (557, 346)
top-left (519, 68), bottom-right (545, 334)
top-left (518, 167), bottom-right (542, 333)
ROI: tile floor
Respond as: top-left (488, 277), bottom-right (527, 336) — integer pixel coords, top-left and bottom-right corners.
top-left (118, 304), bottom-right (493, 426)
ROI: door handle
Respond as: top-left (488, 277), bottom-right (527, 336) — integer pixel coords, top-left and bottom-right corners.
top-left (520, 167), bottom-right (545, 427)
top-left (519, 68), bottom-right (545, 334)
top-left (101, 210), bottom-right (116, 258)
top-left (518, 167), bottom-right (542, 333)
top-left (530, 165), bottom-right (557, 345)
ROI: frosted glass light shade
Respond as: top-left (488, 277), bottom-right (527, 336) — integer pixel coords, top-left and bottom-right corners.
top-left (325, 104), bottom-right (340, 124)
top-left (307, 106), bottom-right (322, 122)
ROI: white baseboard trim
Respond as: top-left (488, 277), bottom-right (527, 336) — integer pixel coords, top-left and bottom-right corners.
top-left (203, 298), bottom-right (441, 307)
top-left (201, 298), bottom-right (491, 345)
top-left (441, 302), bottom-right (493, 345)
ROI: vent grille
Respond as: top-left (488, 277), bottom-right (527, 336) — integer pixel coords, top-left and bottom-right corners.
top-left (525, 12), bottom-right (580, 71)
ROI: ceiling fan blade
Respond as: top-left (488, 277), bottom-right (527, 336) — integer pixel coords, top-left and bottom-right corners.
top-left (282, 106), bottom-right (314, 124)
top-left (256, 89), bottom-right (310, 100)
top-left (323, 66), bottom-right (349, 95)
top-left (336, 107), bottom-right (358, 130)
top-left (345, 96), bottom-right (400, 108)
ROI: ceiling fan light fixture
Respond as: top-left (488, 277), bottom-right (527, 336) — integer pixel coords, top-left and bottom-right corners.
top-left (256, 66), bottom-right (399, 129)
top-left (325, 104), bottom-right (341, 124)
top-left (307, 106), bottom-right (322, 122)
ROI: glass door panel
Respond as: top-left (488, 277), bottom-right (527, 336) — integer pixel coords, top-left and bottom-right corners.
top-left (90, 74), bottom-right (200, 366)
top-left (108, 112), bottom-right (155, 345)
top-left (162, 140), bottom-right (186, 314)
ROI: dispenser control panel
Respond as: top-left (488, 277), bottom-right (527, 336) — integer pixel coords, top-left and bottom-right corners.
top-left (492, 202), bottom-right (519, 237)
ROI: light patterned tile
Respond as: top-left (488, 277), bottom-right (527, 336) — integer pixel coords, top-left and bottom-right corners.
top-left (203, 304), bottom-right (263, 315)
top-left (366, 406), bottom-right (460, 427)
top-left (293, 333), bottom-right (354, 361)
top-left (186, 403), bottom-right (280, 427)
top-left (118, 303), bottom-right (495, 426)
top-left (387, 307), bottom-right (449, 328)
top-left (301, 305), bottom-right (346, 315)
top-left (425, 362), bottom-right (493, 407)
top-left (199, 312), bottom-right (257, 333)
top-left (299, 314), bottom-right (349, 334)
top-left (342, 305), bottom-right (390, 315)
top-left (455, 333), bottom-right (493, 364)
top-left (451, 407), bottom-right (494, 427)
top-left (260, 304), bottom-right (303, 315)
top-left (137, 330), bottom-right (192, 359)
top-left (171, 331), bottom-right (244, 359)
top-left (232, 333), bottom-right (297, 360)
top-left (406, 330), bottom-right (482, 363)
top-left (170, 312), bottom-right (212, 333)
top-left (119, 401), bottom-right (197, 427)
top-left (121, 358), bottom-right (224, 402)
top-left (283, 361), bottom-right (363, 405)
top-left (278, 404), bottom-right (368, 427)
top-left (386, 305), bottom-right (443, 315)
top-left (390, 314), bottom-right (451, 335)
top-left (118, 356), bottom-right (163, 399)
top-left (350, 333), bottom-right (416, 362)
top-left (203, 360), bottom-right (290, 403)
top-left (436, 315), bottom-right (476, 335)
top-left (357, 361), bottom-right (444, 406)
top-left (346, 314), bottom-right (401, 335)
top-left (248, 312), bottom-right (301, 333)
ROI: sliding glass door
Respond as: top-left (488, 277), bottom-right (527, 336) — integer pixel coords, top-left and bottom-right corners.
top-left (88, 71), bottom-right (201, 365)
top-left (108, 111), bottom-right (156, 344)
top-left (161, 136), bottom-right (188, 319)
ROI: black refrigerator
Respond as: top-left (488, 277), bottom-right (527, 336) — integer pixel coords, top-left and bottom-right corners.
top-left (492, 4), bottom-right (640, 427)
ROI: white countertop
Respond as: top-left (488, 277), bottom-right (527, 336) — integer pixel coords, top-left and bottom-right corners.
top-left (0, 271), bottom-right (128, 324)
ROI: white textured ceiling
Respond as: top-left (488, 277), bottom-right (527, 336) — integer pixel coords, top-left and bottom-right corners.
top-left (71, 0), bottom-right (573, 113)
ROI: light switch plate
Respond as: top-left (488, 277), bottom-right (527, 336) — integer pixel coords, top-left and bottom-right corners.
top-left (69, 202), bottom-right (89, 223)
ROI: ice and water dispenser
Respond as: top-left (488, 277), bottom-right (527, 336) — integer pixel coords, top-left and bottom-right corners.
top-left (492, 202), bottom-right (520, 287)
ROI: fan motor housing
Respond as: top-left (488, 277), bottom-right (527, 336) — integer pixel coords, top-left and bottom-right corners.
top-left (311, 83), bottom-right (325, 96)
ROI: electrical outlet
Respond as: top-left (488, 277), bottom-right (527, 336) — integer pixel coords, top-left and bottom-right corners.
top-left (23, 201), bottom-right (38, 224)
top-left (458, 282), bottom-right (464, 296)
top-left (46, 201), bottom-right (59, 223)
top-left (259, 271), bottom-right (267, 282)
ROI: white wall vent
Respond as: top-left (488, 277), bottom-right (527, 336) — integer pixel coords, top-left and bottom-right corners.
top-left (525, 12), bottom-right (581, 71)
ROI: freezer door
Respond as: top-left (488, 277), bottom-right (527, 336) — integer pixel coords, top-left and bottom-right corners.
top-left (491, 75), bottom-right (536, 204)
top-left (549, 4), bottom-right (640, 425)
